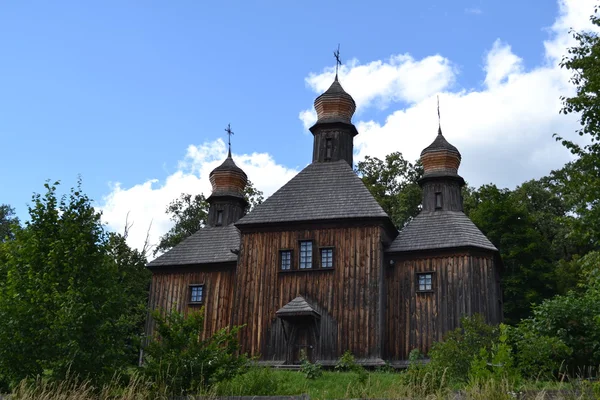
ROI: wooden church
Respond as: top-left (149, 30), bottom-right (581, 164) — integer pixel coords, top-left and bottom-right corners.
top-left (146, 72), bottom-right (503, 365)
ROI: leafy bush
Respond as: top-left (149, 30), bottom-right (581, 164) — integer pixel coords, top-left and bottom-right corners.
top-left (506, 320), bottom-right (571, 379)
top-left (142, 308), bottom-right (247, 395)
top-left (525, 251), bottom-right (600, 370)
top-left (468, 325), bottom-right (520, 385)
top-left (427, 314), bottom-right (499, 384)
top-left (335, 350), bottom-right (359, 372)
top-left (215, 366), bottom-right (281, 396)
top-left (300, 360), bottom-right (323, 380)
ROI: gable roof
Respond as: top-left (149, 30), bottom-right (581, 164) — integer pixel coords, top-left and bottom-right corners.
top-left (386, 211), bottom-right (497, 253)
top-left (276, 296), bottom-right (320, 319)
top-left (236, 160), bottom-right (389, 226)
top-left (147, 224), bottom-right (240, 268)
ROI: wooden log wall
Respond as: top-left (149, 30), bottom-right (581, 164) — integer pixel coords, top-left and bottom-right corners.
top-left (146, 267), bottom-right (236, 339)
top-left (384, 251), bottom-right (501, 361)
top-left (232, 225), bottom-right (384, 363)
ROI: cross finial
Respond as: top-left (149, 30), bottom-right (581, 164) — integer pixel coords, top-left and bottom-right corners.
top-left (224, 123), bottom-right (234, 157)
top-left (333, 44), bottom-right (342, 80)
top-left (437, 95), bottom-right (442, 134)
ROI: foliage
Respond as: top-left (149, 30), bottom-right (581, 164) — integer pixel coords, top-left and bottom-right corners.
top-left (355, 152), bottom-right (423, 228)
top-left (154, 193), bottom-right (208, 255)
top-left (0, 180), bottom-right (150, 387)
top-left (506, 320), bottom-right (571, 380)
top-left (525, 257), bottom-right (600, 370)
top-left (154, 180), bottom-right (263, 255)
top-left (468, 325), bottom-right (520, 385)
top-left (0, 204), bottom-right (19, 242)
top-left (300, 360), bottom-right (323, 380)
top-left (427, 314), bottom-right (499, 384)
top-left (142, 308), bottom-right (247, 395)
top-left (215, 366), bottom-right (281, 396)
top-left (334, 350), bottom-right (359, 372)
top-left (556, 6), bottom-right (600, 247)
top-left (463, 180), bottom-right (582, 323)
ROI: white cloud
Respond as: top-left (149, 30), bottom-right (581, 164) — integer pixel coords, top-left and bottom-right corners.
top-left (300, 53), bottom-right (456, 129)
top-left (100, 139), bottom-right (298, 255)
top-left (465, 7), bottom-right (483, 15)
top-left (300, 0), bottom-right (597, 190)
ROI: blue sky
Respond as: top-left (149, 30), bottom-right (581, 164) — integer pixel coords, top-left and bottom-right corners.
top-left (0, 0), bottom-right (595, 251)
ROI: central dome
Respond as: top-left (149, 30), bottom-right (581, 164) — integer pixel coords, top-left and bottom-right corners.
top-left (313, 76), bottom-right (356, 123)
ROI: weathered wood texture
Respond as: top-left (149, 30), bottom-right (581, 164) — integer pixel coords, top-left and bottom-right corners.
top-left (311, 127), bottom-right (354, 165)
top-left (146, 267), bottom-right (236, 339)
top-left (232, 225), bottom-right (384, 363)
top-left (420, 179), bottom-right (463, 211)
top-left (385, 251), bottom-right (502, 360)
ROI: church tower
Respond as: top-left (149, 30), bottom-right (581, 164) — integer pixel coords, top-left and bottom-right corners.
top-left (310, 76), bottom-right (358, 166)
top-left (419, 126), bottom-right (465, 212)
top-left (206, 144), bottom-right (248, 227)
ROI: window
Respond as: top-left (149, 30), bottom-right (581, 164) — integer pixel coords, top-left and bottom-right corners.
top-left (190, 285), bottom-right (204, 303)
top-left (280, 250), bottom-right (292, 270)
top-left (320, 248), bottom-right (333, 268)
top-left (216, 210), bottom-right (223, 226)
top-left (435, 192), bottom-right (443, 210)
top-left (325, 138), bottom-right (333, 160)
top-left (417, 273), bottom-right (433, 292)
top-left (299, 241), bottom-right (313, 269)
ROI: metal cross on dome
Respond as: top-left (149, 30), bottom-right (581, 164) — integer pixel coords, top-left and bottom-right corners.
top-left (224, 123), bottom-right (234, 156)
top-left (333, 44), bottom-right (342, 79)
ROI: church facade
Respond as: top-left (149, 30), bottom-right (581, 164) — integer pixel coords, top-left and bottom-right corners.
top-left (146, 74), bottom-right (502, 365)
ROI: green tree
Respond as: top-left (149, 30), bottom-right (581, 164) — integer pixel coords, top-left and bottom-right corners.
top-left (356, 152), bottom-right (423, 228)
top-left (0, 180), bottom-right (150, 387)
top-left (556, 6), bottom-right (600, 246)
top-left (154, 181), bottom-right (263, 255)
top-left (464, 180), bottom-right (578, 323)
top-left (0, 204), bottom-right (19, 242)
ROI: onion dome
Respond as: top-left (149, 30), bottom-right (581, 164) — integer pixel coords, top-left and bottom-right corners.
top-left (420, 127), bottom-right (462, 176)
top-left (314, 76), bottom-right (356, 123)
top-left (209, 153), bottom-right (247, 197)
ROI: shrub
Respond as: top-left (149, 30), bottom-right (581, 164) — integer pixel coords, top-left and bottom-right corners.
top-left (300, 360), bottom-right (323, 380)
top-left (468, 324), bottom-right (520, 385)
top-left (335, 350), bottom-right (359, 372)
top-left (142, 308), bottom-right (247, 395)
top-left (506, 320), bottom-right (572, 379)
top-left (427, 314), bottom-right (499, 384)
top-left (215, 367), bottom-right (280, 396)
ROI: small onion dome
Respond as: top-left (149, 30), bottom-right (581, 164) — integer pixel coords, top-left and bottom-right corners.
top-left (314, 76), bottom-right (356, 123)
top-left (209, 154), bottom-right (247, 197)
top-left (420, 127), bottom-right (462, 176)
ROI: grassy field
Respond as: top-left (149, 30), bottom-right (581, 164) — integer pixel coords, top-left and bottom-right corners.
top-left (6, 369), bottom-right (600, 399)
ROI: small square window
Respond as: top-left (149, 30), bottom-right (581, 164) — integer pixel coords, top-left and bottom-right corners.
top-left (280, 250), bottom-right (292, 270)
top-left (299, 241), bottom-right (313, 269)
top-left (417, 273), bottom-right (433, 292)
top-left (190, 285), bottom-right (204, 303)
top-left (320, 248), bottom-right (333, 268)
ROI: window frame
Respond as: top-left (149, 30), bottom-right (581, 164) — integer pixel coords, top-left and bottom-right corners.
top-left (189, 284), bottom-right (205, 304)
top-left (416, 272), bottom-right (435, 293)
top-left (325, 138), bottom-right (333, 160)
top-left (279, 249), bottom-right (293, 271)
top-left (435, 192), bottom-right (443, 210)
top-left (319, 246), bottom-right (335, 269)
top-left (216, 210), bottom-right (224, 226)
top-left (298, 240), bottom-right (314, 269)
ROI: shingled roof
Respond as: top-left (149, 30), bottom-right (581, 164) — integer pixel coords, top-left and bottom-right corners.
top-left (236, 160), bottom-right (390, 226)
top-left (386, 211), bottom-right (497, 253)
top-left (276, 296), bottom-right (320, 319)
top-left (147, 224), bottom-right (240, 268)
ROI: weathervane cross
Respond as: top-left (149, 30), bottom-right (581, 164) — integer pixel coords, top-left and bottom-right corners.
top-left (437, 95), bottom-right (441, 132)
top-left (224, 123), bottom-right (234, 156)
top-left (333, 44), bottom-right (342, 79)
